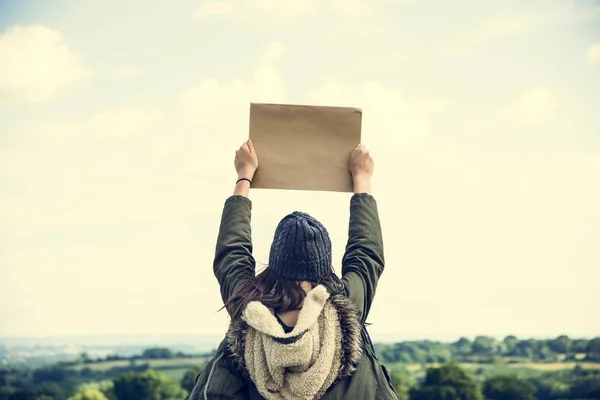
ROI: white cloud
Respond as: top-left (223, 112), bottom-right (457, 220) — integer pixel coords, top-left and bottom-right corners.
top-left (444, 5), bottom-right (600, 55)
top-left (498, 86), bottom-right (557, 126)
top-left (195, 0), bottom-right (322, 19)
top-left (0, 25), bottom-right (90, 107)
top-left (114, 68), bottom-right (148, 79)
top-left (0, 43), bottom-right (288, 234)
top-left (303, 81), bottom-right (432, 151)
top-left (471, 14), bottom-right (538, 47)
top-left (413, 96), bottom-right (451, 115)
top-left (1, 11), bottom-right (600, 338)
top-left (194, 0), bottom-right (402, 21)
top-left (195, 0), bottom-right (237, 17)
top-left (331, 0), bottom-right (372, 18)
top-left (0, 41), bottom-right (440, 336)
top-left (587, 43), bottom-right (600, 63)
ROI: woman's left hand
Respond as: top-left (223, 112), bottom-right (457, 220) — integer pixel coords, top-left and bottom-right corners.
top-left (235, 139), bottom-right (259, 180)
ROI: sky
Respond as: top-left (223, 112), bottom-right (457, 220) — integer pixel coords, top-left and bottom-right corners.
top-left (0, 0), bottom-right (599, 342)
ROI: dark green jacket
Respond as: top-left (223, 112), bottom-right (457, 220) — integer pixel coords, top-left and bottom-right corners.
top-left (186, 193), bottom-right (398, 399)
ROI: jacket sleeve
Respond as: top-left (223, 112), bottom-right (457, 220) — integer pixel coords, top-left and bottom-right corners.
top-left (341, 193), bottom-right (385, 324)
top-left (213, 195), bottom-right (256, 316)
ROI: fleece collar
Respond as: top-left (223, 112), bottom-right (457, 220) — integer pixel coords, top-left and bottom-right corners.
top-left (243, 285), bottom-right (330, 344)
top-left (226, 284), bottom-right (364, 391)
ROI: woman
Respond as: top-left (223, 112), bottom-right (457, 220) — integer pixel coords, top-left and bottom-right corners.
top-left (186, 140), bottom-right (398, 400)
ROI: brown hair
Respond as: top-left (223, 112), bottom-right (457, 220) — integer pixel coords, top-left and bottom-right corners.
top-left (223, 266), bottom-right (334, 321)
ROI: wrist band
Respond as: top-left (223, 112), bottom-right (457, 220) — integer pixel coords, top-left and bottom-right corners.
top-left (236, 177), bottom-right (252, 185)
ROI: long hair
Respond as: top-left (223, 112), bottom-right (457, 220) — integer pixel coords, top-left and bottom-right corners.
top-left (223, 266), bottom-right (335, 321)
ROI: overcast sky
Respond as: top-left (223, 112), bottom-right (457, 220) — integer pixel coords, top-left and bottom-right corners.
top-left (0, 0), bottom-right (599, 341)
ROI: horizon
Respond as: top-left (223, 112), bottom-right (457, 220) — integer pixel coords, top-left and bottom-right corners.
top-left (0, 332), bottom-right (595, 345)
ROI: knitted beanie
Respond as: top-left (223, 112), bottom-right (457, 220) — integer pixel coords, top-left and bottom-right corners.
top-left (269, 211), bottom-right (332, 281)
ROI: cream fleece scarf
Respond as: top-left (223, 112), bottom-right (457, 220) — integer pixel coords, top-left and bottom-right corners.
top-left (242, 285), bottom-right (343, 400)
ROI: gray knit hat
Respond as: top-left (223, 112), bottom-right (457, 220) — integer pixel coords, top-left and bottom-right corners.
top-left (269, 211), bottom-right (333, 281)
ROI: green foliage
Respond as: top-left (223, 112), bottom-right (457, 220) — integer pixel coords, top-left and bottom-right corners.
top-left (548, 335), bottom-right (571, 354)
top-left (453, 337), bottom-right (472, 356)
top-left (483, 374), bottom-right (535, 400)
top-left (410, 363), bottom-right (482, 400)
top-left (3, 343), bottom-right (600, 400)
top-left (376, 340), bottom-right (452, 364)
top-left (140, 348), bottom-right (173, 360)
top-left (528, 366), bottom-right (600, 400)
top-left (112, 370), bottom-right (186, 400)
top-left (585, 338), bottom-right (600, 361)
top-left (68, 381), bottom-right (114, 400)
top-left (0, 381), bottom-right (69, 400)
top-left (471, 336), bottom-right (498, 356)
top-left (180, 365), bottom-right (203, 393)
top-left (388, 369), bottom-right (413, 400)
top-left (33, 365), bottom-right (71, 383)
top-left (569, 374), bottom-right (600, 399)
top-left (68, 387), bottom-right (110, 400)
top-left (377, 335), bottom-right (600, 364)
top-left (570, 339), bottom-right (589, 354)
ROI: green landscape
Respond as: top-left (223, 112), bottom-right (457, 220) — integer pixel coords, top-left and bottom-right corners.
top-left (2, 335), bottom-right (599, 399)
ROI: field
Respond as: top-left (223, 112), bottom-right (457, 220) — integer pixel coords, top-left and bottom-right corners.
top-left (72, 357), bottom-right (207, 372)
top-left (389, 361), bottom-right (600, 381)
top-left (396, 361), bottom-right (600, 371)
top-left (70, 357), bottom-right (208, 382)
top-left (71, 356), bottom-right (600, 383)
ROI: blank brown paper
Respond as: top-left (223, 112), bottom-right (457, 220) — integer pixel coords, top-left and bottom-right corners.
top-left (249, 103), bottom-right (362, 192)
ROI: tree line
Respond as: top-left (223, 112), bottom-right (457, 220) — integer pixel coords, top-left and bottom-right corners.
top-left (391, 363), bottom-right (600, 400)
top-left (376, 335), bottom-right (600, 364)
top-left (77, 348), bottom-right (213, 365)
top-left (2, 339), bottom-right (600, 399)
top-left (2, 360), bottom-right (599, 400)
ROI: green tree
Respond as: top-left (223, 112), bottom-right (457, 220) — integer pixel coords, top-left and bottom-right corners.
top-left (453, 337), bottom-right (472, 356)
top-left (79, 352), bottom-right (92, 364)
top-left (68, 387), bottom-right (110, 400)
top-left (69, 381), bottom-right (114, 400)
top-left (483, 374), bottom-right (535, 400)
top-left (33, 365), bottom-right (70, 383)
top-left (548, 335), bottom-right (571, 354)
top-left (5, 388), bottom-right (41, 400)
top-left (535, 342), bottom-right (556, 361)
top-left (570, 339), bottom-right (589, 354)
top-left (585, 337), bottom-right (600, 361)
top-left (471, 336), bottom-right (497, 357)
top-left (0, 368), bottom-right (7, 386)
top-left (410, 363), bottom-right (482, 400)
top-left (9, 382), bottom-right (69, 400)
top-left (502, 335), bottom-right (518, 355)
top-left (180, 365), bottom-right (203, 393)
top-left (389, 369), bottom-right (413, 400)
top-left (140, 348), bottom-right (173, 359)
top-left (569, 373), bottom-right (600, 399)
top-left (112, 370), bottom-right (185, 400)
top-left (509, 340), bottom-right (534, 359)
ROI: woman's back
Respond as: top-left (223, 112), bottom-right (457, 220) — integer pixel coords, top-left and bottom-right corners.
top-left (185, 141), bottom-right (399, 400)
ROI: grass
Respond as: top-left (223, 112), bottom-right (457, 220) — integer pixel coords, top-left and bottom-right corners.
top-left (72, 357), bottom-right (206, 372)
top-left (388, 362), bottom-right (600, 375)
top-left (72, 356), bottom-right (600, 385)
top-left (159, 367), bottom-right (192, 382)
top-left (511, 362), bottom-right (600, 371)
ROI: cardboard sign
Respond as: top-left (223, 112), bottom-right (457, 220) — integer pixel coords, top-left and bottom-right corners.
top-left (249, 103), bottom-right (362, 192)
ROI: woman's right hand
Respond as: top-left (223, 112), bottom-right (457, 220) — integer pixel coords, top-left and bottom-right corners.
top-left (349, 144), bottom-right (373, 194)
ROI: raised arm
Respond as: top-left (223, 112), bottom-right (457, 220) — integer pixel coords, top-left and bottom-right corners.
top-left (341, 144), bottom-right (384, 324)
top-left (213, 140), bottom-right (259, 315)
